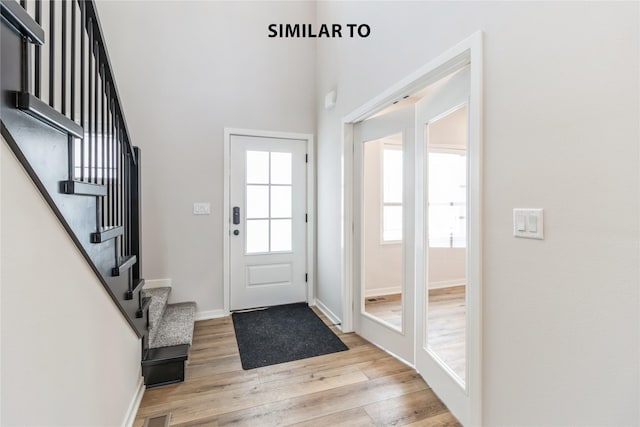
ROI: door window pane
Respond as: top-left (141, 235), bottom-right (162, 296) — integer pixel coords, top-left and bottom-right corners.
top-left (383, 205), bottom-right (403, 241)
top-left (270, 219), bottom-right (292, 252)
top-left (270, 152), bottom-right (292, 184)
top-left (246, 185), bottom-right (269, 219)
top-left (270, 186), bottom-right (292, 218)
top-left (383, 148), bottom-right (403, 204)
top-left (246, 151), bottom-right (269, 184)
top-left (246, 220), bottom-right (269, 253)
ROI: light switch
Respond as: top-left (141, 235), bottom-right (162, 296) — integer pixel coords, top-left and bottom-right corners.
top-left (193, 202), bottom-right (211, 215)
top-left (516, 213), bottom-right (526, 231)
top-left (513, 208), bottom-right (544, 239)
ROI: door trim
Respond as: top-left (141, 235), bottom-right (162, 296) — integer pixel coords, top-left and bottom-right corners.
top-left (223, 128), bottom-right (315, 314)
top-left (340, 31), bottom-right (483, 425)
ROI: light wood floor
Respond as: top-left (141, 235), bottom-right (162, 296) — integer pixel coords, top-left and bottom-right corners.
top-left (364, 287), bottom-right (466, 382)
top-left (364, 293), bottom-right (403, 330)
top-left (133, 307), bottom-right (460, 427)
top-left (427, 286), bottom-right (466, 382)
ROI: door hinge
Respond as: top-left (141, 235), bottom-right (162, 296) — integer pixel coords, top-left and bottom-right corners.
top-left (305, 273), bottom-right (308, 282)
top-left (305, 153), bottom-right (308, 163)
top-left (305, 213), bottom-right (308, 223)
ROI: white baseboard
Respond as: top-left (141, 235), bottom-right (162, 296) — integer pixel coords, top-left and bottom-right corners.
top-left (143, 278), bottom-right (172, 289)
top-left (312, 299), bottom-right (343, 331)
top-left (196, 309), bottom-right (229, 321)
top-left (429, 280), bottom-right (466, 290)
top-left (364, 286), bottom-right (402, 298)
top-left (123, 376), bottom-right (145, 427)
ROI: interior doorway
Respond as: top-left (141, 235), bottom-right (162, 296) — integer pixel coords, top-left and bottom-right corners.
top-left (341, 33), bottom-right (482, 425)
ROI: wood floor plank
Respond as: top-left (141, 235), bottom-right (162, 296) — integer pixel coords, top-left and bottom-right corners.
top-left (289, 407), bottom-right (376, 427)
top-left (363, 389), bottom-right (450, 426)
top-left (213, 371), bottom-right (428, 427)
top-left (403, 411), bottom-right (462, 427)
top-left (134, 309), bottom-right (459, 427)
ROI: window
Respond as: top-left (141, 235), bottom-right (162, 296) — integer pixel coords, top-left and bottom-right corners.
top-left (382, 144), bottom-right (403, 242)
top-left (72, 134), bottom-right (117, 180)
top-left (245, 150), bottom-right (293, 254)
top-left (428, 149), bottom-right (466, 248)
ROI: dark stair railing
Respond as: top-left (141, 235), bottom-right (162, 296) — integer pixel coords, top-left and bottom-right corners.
top-left (1, 0), bottom-right (148, 353)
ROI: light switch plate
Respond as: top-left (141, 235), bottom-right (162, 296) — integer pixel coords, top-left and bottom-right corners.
top-left (513, 208), bottom-right (543, 239)
top-left (193, 202), bottom-right (211, 215)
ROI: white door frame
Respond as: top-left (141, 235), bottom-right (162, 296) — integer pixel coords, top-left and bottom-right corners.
top-left (223, 128), bottom-right (315, 314)
top-left (340, 32), bottom-right (483, 425)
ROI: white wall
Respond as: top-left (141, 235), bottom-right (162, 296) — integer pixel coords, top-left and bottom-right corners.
top-left (95, 1), bottom-right (316, 312)
top-left (1, 140), bottom-right (142, 426)
top-left (316, 1), bottom-right (639, 425)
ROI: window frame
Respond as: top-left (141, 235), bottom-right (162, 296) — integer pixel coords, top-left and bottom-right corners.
top-left (380, 141), bottom-right (403, 245)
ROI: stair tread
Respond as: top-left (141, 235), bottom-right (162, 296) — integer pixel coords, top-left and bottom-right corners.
top-left (142, 287), bottom-right (171, 342)
top-left (150, 302), bottom-right (196, 349)
top-left (142, 344), bottom-right (189, 366)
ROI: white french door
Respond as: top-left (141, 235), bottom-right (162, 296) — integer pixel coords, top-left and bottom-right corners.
top-left (415, 65), bottom-right (478, 425)
top-left (353, 105), bottom-right (415, 363)
top-left (229, 135), bottom-right (307, 311)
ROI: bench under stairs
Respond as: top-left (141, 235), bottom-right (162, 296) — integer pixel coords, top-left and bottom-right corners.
top-left (1, 0), bottom-right (195, 388)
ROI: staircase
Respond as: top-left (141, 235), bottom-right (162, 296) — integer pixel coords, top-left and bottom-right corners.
top-left (142, 287), bottom-right (196, 387)
top-left (1, 0), bottom-right (195, 388)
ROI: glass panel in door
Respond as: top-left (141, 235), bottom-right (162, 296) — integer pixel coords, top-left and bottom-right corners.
top-left (426, 105), bottom-right (468, 385)
top-left (362, 134), bottom-right (404, 332)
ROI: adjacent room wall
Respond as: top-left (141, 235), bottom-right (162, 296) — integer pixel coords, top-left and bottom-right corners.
top-left (1, 139), bottom-right (142, 426)
top-left (315, 1), bottom-right (639, 425)
top-left (363, 138), bottom-right (402, 296)
top-left (95, 1), bottom-right (316, 313)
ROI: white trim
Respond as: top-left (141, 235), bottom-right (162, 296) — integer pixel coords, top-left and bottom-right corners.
top-left (143, 278), bottom-right (172, 289)
top-left (195, 309), bottom-right (229, 321)
top-left (367, 337), bottom-right (415, 369)
top-left (122, 376), bottom-right (145, 427)
top-left (223, 128), bottom-right (316, 313)
top-left (312, 299), bottom-right (342, 331)
top-left (429, 280), bottom-right (466, 290)
top-left (364, 286), bottom-right (402, 297)
top-left (341, 31), bottom-right (483, 426)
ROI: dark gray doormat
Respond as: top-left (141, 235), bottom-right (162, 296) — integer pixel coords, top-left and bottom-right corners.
top-left (231, 303), bottom-right (348, 370)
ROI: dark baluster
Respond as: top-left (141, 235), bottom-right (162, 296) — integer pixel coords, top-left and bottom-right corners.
top-left (101, 65), bottom-right (106, 226)
top-left (87, 19), bottom-right (93, 183)
top-left (114, 118), bottom-right (120, 229)
top-left (20, 0), bottom-right (25, 7)
top-left (94, 57), bottom-right (101, 230)
top-left (69, 0), bottom-right (76, 179)
top-left (125, 150), bottom-right (130, 254)
top-left (106, 87), bottom-right (111, 226)
top-left (111, 104), bottom-right (116, 228)
top-left (120, 127), bottom-right (125, 257)
top-left (70, 1), bottom-right (75, 121)
top-left (94, 41), bottom-right (98, 185)
top-left (93, 41), bottom-right (100, 184)
top-left (61, 0), bottom-right (66, 115)
top-left (34, 0), bottom-right (41, 97)
top-left (49, 0), bottom-right (55, 107)
top-left (79, 1), bottom-right (85, 181)
top-left (21, 21), bottom-right (31, 93)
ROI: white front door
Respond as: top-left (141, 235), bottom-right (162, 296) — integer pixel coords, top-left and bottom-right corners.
top-left (229, 135), bottom-right (307, 311)
top-left (415, 65), bottom-right (477, 424)
top-left (353, 105), bottom-right (415, 363)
